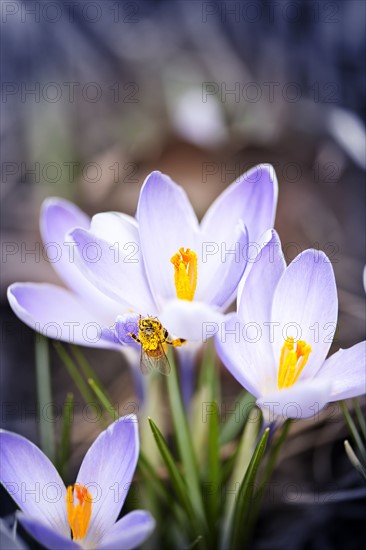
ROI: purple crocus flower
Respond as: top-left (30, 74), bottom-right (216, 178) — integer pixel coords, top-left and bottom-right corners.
top-left (8, 166), bottom-right (277, 347)
top-left (216, 230), bottom-right (366, 420)
top-left (0, 416), bottom-right (155, 549)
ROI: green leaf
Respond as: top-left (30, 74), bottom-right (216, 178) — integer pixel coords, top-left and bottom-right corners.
top-left (88, 378), bottom-right (119, 421)
top-left (229, 427), bottom-right (270, 550)
top-left (54, 343), bottom-right (95, 405)
top-left (206, 401), bottom-right (220, 536)
top-left (148, 418), bottom-right (196, 528)
top-left (353, 398), bottom-right (366, 441)
top-left (344, 440), bottom-right (366, 481)
top-left (219, 391), bottom-right (256, 446)
top-left (222, 407), bottom-right (261, 548)
top-left (340, 401), bottom-right (366, 461)
top-left (35, 335), bottom-right (55, 461)
top-left (71, 346), bottom-right (104, 389)
top-left (166, 351), bottom-right (208, 535)
top-left (56, 393), bottom-right (74, 478)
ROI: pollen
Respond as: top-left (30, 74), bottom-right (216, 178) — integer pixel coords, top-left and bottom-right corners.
top-left (277, 337), bottom-right (312, 390)
top-left (66, 484), bottom-right (92, 541)
top-left (170, 247), bottom-right (197, 301)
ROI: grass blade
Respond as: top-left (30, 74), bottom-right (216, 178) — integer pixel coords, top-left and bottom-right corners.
top-left (340, 401), bottom-right (366, 461)
top-left (229, 427), bottom-right (270, 550)
top-left (166, 351), bottom-right (208, 535)
top-left (353, 398), bottom-right (366, 441)
top-left (88, 378), bottom-right (119, 420)
top-left (219, 392), bottom-right (256, 446)
top-left (35, 335), bottom-right (55, 461)
top-left (71, 346), bottom-right (104, 388)
top-left (56, 392), bottom-right (74, 478)
top-left (54, 342), bottom-right (94, 404)
top-left (206, 401), bottom-right (220, 538)
top-left (148, 418), bottom-right (196, 528)
top-left (344, 440), bottom-right (366, 481)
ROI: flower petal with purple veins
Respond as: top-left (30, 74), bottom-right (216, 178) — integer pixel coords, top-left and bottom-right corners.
top-left (137, 171), bottom-right (200, 308)
top-left (76, 416), bottom-right (140, 548)
top-left (0, 431), bottom-right (69, 537)
top-left (17, 515), bottom-right (78, 550)
top-left (98, 510), bottom-right (155, 550)
top-left (7, 283), bottom-right (119, 349)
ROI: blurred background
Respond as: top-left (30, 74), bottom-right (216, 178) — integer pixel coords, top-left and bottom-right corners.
top-left (1, 0), bottom-right (365, 548)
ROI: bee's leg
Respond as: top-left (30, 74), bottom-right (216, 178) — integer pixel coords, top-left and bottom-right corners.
top-left (129, 333), bottom-right (141, 344)
top-left (167, 337), bottom-right (187, 348)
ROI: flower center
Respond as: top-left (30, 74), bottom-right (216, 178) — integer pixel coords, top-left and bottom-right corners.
top-left (66, 484), bottom-right (92, 541)
top-left (277, 337), bottom-right (312, 389)
top-left (170, 247), bottom-right (197, 301)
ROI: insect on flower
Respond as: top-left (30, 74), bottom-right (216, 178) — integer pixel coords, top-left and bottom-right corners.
top-left (129, 315), bottom-right (186, 375)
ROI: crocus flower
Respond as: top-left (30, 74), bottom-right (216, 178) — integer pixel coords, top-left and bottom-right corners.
top-left (7, 198), bottom-right (123, 350)
top-left (68, 167), bottom-right (277, 343)
top-left (0, 416), bottom-right (155, 549)
top-left (216, 230), bottom-right (366, 420)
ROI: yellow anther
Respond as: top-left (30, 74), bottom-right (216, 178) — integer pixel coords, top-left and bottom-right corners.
top-left (66, 484), bottom-right (92, 540)
top-left (170, 247), bottom-right (198, 301)
top-left (278, 338), bottom-right (312, 389)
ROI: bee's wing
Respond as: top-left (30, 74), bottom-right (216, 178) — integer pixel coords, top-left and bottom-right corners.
top-left (140, 350), bottom-right (154, 376)
top-left (155, 343), bottom-right (171, 376)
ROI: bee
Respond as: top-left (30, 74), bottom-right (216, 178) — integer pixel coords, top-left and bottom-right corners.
top-left (129, 316), bottom-right (186, 376)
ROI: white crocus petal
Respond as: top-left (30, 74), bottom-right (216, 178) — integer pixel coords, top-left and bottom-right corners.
top-left (90, 212), bottom-right (139, 247)
top-left (17, 515), bottom-right (79, 550)
top-left (0, 431), bottom-right (69, 536)
top-left (271, 249), bottom-right (338, 381)
top-left (7, 283), bottom-right (118, 349)
top-left (257, 379), bottom-right (332, 420)
top-left (238, 229), bottom-right (285, 336)
top-left (215, 313), bottom-right (263, 397)
top-left (200, 164), bottom-right (278, 248)
top-left (70, 229), bottom-right (156, 315)
top-left (40, 198), bottom-right (121, 321)
top-left (76, 416), bottom-right (139, 548)
top-left (160, 299), bottom-right (224, 342)
top-left (137, 171), bottom-right (200, 308)
top-left (98, 510), bottom-right (155, 550)
top-left (315, 341), bottom-right (366, 401)
top-left (196, 222), bottom-right (248, 308)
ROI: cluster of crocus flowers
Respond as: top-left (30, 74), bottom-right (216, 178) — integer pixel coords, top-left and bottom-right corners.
top-left (7, 166), bottom-right (277, 347)
top-left (0, 416), bottom-right (155, 549)
top-left (216, 230), bottom-right (366, 420)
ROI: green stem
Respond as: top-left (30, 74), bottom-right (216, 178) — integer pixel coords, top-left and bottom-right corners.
top-left (35, 336), bottom-right (55, 461)
top-left (166, 350), bottom-right (208, 540)
top-left (340, 401), bottom-right (366, 461)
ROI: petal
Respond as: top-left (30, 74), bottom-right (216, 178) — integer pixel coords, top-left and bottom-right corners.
top-left (103, 313), bottom-right (140, 346)
top-left (17, 515), bottom-right (78, 550)
top-left (70, 229), bottom-right (156, 315)
top-left (271, 250), bottom-right (338, 380)
top-left (315, 341), bottom-right (366, 401)
top-left (238, 229), bottom-right (285, 325)
top-left (215, 313), bottom-right (262, 397)
top-left (90, 212), bottom-right (139, 247)
top-left (0, 431), bottom-right (68, 536)
top-left (200, 164), bottom-right (278, 248)
top-left (235, 230), bottom-right (285, 380)
top-left (196, 222), bottom-right (248, 308)
top-left (98, 510), bottom-right (155, 550)
top-left (7, 283), bottom-right (118, 349)
top-left (257, 378), bottom-right (332, 420)
top-left (40, 199), bottom-right (121, 321)
top-left (159, 299), bottom-right (225, 342)
top-left (76, 416), bottom-right (139, 548)
top-left (40, 197), bottom-right (89, 293)
top-left (136, 171), bottom-right (199, 307)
